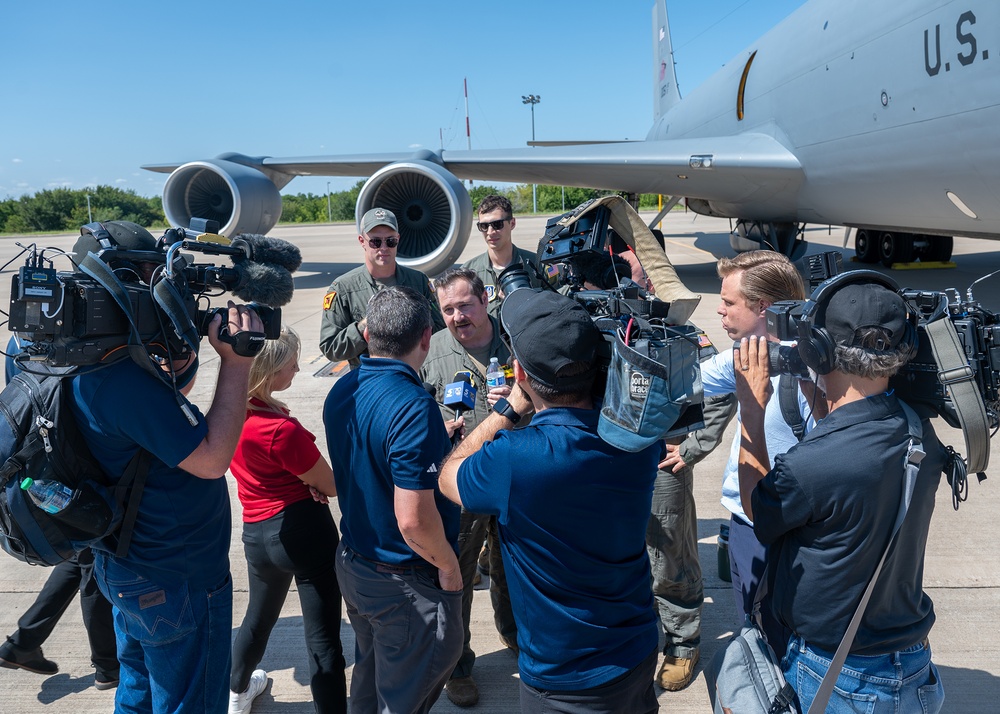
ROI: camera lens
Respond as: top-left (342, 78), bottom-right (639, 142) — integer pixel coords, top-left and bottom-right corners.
top-left (497, 265), bottom-right (533, 297)
top-left (767, 342), bottom-right (809, 378)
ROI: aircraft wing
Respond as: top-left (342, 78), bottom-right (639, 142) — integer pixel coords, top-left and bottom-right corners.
top-left (147, 133), bottom-right (804, 274)
top-left (244, 132), bottom-right (804, 204)
top-left (145, 133), bottom-right (802, 201)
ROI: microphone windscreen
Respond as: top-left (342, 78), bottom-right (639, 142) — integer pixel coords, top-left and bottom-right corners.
top-left (233, 234), bottom-right (303, 273)
top-left (232, 261), bottom-right (295, 307)
top-left (454, 371), bottom-right (472, 384)
top-left (423, 381), bottom-right (436, 398)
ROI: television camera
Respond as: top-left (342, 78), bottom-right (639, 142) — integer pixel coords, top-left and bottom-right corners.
top-left (497, 199), bottom-right (705, 451)
top-left (764, 252), bottom-right (998, 506)
top-left (7, 221), bottom-right (298, 368)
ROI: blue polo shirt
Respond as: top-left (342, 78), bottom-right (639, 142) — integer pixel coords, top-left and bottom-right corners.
top-left (324, 356), bottom-right (457, 564)
top-left (70, 359), bottom-right (227, 588)
top-left (457, 407), bottom-right (659, 691)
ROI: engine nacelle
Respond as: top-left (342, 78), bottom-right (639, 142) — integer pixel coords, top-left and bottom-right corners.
top-left (357, 160), bottom-right (472, 276)
top-left (162, 158), bottom-right (283, 239)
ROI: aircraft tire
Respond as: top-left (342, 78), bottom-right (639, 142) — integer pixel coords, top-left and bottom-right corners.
top-left (879, 232), bottom-right (914, 267)
top-left (855, 230), bottom-right (879, 263)
top-left (923, 236), bottom-right (954, 262)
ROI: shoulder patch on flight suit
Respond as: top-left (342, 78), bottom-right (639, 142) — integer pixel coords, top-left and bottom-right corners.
top-left (485, 285), bottom-right (498, 302)
top-left (323, 291), bottom-right (337, 310)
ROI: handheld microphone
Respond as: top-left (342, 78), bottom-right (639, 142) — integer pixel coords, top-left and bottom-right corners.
top-left (443, 372), bottom-right (476, 421)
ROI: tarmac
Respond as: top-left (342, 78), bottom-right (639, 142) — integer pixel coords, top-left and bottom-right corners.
top-left (0, 212), bottom-right (997, 712)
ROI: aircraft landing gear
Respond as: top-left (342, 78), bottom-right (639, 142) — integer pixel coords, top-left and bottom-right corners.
top-left (855, 231), bottom-right (954, 266)
top-left (732, 219), bottom-right (806, 259)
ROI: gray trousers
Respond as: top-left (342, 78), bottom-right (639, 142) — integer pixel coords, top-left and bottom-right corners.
top-left (336, 543), bottom-right (463, 714)
top-left (451, 509), bottom-right (517, 680)
top-left (645, 464), bottom-right (702, 659)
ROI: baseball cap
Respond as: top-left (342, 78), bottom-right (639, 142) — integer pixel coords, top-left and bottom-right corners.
top-left (360, 207), bottom-right (399, 234)
top-left (821, 282), bottom-right (909, 348)
top-left (499, 289), bottom-right (602, 389)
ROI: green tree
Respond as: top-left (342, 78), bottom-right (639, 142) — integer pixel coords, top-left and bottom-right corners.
top-left (468, 184), bottom-right (514, 212)
top-left (327, 181), bottom-right (364, 222)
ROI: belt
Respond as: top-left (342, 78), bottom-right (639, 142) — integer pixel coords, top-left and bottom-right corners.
top-left (342, 544), bottom-right (437, 576)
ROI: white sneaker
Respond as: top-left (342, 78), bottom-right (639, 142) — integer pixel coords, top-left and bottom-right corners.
top-left (229, 669), bottom-right (268, 714)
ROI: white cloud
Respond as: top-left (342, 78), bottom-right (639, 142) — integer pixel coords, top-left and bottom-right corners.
top-left (115, 178), bottom-right (128, 184)
top-left (11, 158), bottom-right (22, 163)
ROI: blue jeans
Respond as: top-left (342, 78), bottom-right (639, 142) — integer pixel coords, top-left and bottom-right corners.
top-left (783, 635), bottom-right (945, 714)
top-left (94, 554), bottom-right (233, 714)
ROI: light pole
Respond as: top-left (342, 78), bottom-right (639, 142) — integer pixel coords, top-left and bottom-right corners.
top-left (522, 94), bottom-right (541, 213)
top-left (326, 181), bottom-right (332, 223)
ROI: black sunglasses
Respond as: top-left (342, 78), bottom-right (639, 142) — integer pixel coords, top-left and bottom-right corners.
top-left (366, 236), bottom-right (399, 249)
top-left (476, 218), bottom-right (511, 233)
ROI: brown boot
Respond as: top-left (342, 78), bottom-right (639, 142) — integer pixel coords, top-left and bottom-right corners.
top-left (656, 651), bottom-right (699, 691)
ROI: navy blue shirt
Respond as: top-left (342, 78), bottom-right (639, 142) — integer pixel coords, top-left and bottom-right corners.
top-left (324, 356), bottom-right (457, 564)
top-left (457, 407), bottom-right (659, 691)
top-left (752, 392), bottom-right (941, 655)
top-left (70, 359), bottom-right (227, 588)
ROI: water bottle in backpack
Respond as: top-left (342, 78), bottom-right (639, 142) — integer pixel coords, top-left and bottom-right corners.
top-left (21, 477), bottom-right (73, 514)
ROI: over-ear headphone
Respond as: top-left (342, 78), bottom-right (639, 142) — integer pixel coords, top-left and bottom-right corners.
top-left (795, 270), bottom-right (917, 375)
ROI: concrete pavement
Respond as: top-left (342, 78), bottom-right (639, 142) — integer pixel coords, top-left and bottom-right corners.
top-left (0, 213), bottom-right (997, 712)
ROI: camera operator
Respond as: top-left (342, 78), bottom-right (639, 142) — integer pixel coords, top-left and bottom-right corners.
top-left (439, 289), bottom-right (661, 713)
top-left (319, 207), bottom-right (445, 368)
top-left (552, 249), bottom-right (737, 692)
top-left (67, 223), bottom-right (264, 712)
top-left (735, 277), bottom-right (945, 712)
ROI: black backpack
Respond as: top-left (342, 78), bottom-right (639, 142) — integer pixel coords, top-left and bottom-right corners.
top-left (0, 364), bottom-right (149, 566)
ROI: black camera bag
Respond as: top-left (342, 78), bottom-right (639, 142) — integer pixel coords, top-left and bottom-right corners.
top-left (0, 364), bottom-right (149, 566)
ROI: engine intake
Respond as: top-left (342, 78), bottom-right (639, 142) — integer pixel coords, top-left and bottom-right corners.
top-left (162, 158), bottom-right (282, 239)
top-left (357, 159), bottom-right (472, 276)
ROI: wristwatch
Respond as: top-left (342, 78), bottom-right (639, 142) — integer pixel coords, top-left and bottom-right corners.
top-left (492, 397), bottom-right (521, 424)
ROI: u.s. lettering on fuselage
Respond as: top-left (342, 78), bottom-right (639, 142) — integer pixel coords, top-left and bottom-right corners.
top-left (924, 8), bottom-right (990, 77)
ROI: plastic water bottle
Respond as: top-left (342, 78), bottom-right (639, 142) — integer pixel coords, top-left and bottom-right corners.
top-left (20, 477), bottom-right (74, 514)
top-left (486, 357), bottom-right (506, 390)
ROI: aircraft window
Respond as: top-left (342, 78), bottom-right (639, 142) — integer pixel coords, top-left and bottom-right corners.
top-left (737, 51), bottom-right (757, 121)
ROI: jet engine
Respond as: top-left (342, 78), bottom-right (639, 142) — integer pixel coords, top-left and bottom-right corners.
top-left (356, 159), bottom-right (472, 276)
top-left (161, 154), bottom-right (471, 276)
top-left (162, 156), bottom-right (284, 239)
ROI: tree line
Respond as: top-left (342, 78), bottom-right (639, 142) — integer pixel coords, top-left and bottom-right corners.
top-left (0, 183), bottom-right (666, 235)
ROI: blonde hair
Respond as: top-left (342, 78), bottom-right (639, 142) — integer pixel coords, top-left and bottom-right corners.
top-left (247, 326), bottom-right (300, 413)
top-left (717, 251), bottom-right (806, 305)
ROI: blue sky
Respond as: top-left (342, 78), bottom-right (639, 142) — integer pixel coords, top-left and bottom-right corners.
top-left (0, 0), bottom-right (806, 200)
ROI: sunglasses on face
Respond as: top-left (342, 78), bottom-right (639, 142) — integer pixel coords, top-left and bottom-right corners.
top-left (366, 236), bottom-right (399, 249)
top-left (477, 218), bottom-right (511, 233)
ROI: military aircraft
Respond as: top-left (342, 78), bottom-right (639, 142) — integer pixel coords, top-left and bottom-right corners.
top-left (144, 0), bottom-right (999, 274)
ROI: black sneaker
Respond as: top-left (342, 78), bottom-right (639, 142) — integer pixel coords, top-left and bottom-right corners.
top-left (95, 670), bottom-right (120, 690)
top-left (0, 640), bottom-right (58, 675)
